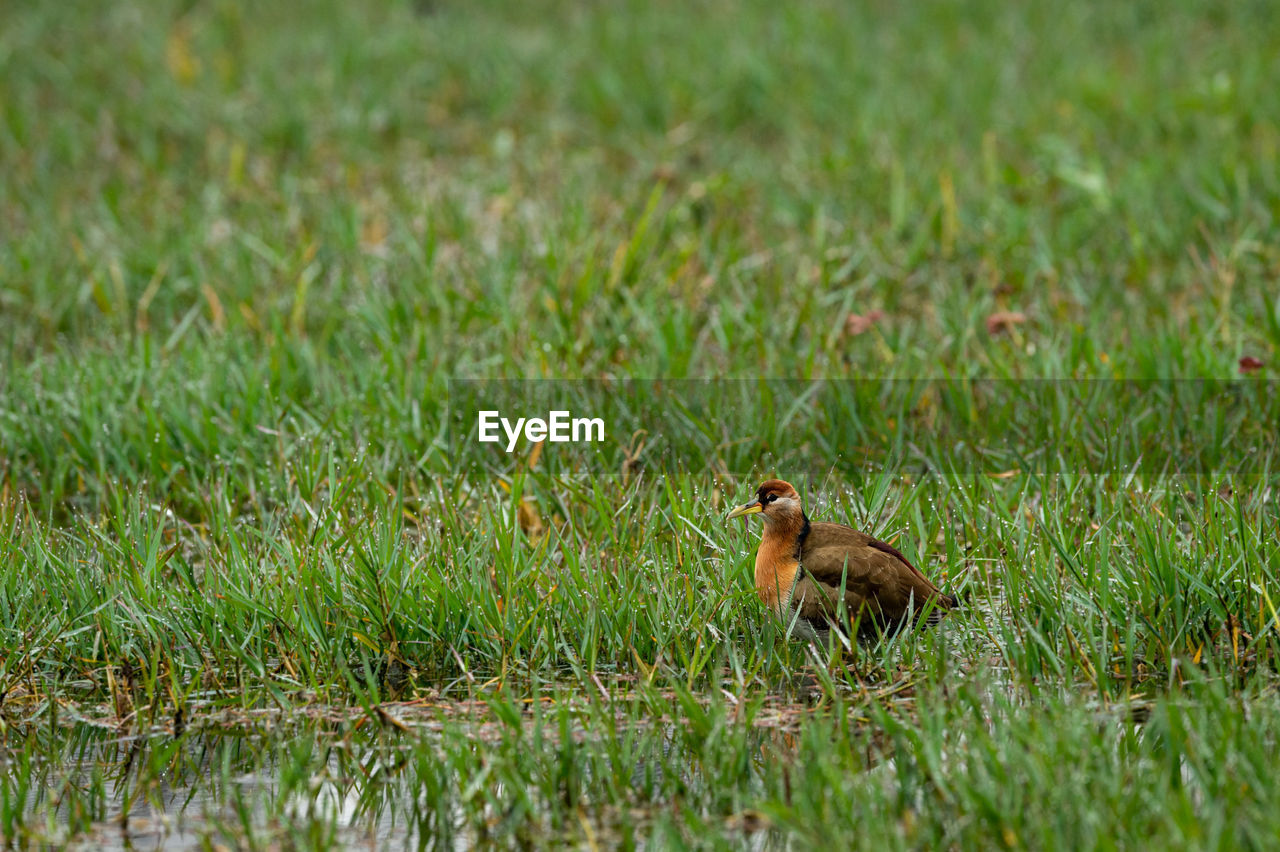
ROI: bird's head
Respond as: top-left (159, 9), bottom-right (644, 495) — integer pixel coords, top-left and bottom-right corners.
top-left (726, 479), bottom-right (803, 525)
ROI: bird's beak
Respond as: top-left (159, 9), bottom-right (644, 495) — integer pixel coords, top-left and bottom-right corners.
top-left (726, 499), bottom-right (762, 521)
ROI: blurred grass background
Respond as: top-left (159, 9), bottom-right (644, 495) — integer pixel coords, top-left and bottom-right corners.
top-left (4, 0), bottom-right (1277, 372)
top-left (2, 0), bottom-right (1280, 848)
top-left (3, 0), bottom-right (1278, 510)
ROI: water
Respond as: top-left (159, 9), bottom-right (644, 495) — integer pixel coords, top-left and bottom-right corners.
top-left (1, 685), bottom-right (798, 850)
top-left (6, 719), bottom-right (451, 849)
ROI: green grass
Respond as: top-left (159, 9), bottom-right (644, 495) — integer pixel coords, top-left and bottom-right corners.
top-left (2, 0), bottom-right (1279, 848)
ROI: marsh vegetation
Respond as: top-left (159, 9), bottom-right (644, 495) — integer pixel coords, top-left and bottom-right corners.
top-left (2, 0), bottom-right (1279, 847)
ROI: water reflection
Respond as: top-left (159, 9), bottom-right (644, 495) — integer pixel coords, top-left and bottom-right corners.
top-left (2, 702), bottom-right (790, 850)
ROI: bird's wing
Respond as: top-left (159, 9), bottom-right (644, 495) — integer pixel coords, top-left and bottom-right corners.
top-left (798, 522), bottom-right (949, 622)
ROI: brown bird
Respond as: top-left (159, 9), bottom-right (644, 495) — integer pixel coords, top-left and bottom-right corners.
top-left (726, 479), bottom-right (958, 640)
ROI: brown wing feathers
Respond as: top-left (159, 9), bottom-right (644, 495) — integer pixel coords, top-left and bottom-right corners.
top-left (789, 522), bottom-right (955, 634)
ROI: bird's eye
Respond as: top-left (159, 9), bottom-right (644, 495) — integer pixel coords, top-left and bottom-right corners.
top-left (765, 494), bottom-right (777, 504)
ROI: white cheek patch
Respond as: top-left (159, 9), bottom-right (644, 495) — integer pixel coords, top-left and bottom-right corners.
top-left (773, 496), bottom-right (800, 511)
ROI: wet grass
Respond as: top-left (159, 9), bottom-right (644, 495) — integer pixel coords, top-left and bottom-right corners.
top-left (3, 469), bottom-right (1278, 848)
top-left (3, 0), bottom-right (1280, 848)
top-left (8, 671), bottom-right (1280, 849)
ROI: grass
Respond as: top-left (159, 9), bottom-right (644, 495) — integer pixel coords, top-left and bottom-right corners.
top-left (2, 0), bottom-right (1279, 848)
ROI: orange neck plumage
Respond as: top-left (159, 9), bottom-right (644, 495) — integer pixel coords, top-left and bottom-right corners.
top-left (753, 514), bottom-right (807, 617)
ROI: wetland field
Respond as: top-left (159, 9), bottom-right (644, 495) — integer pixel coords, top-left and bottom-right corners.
top-left (2, 1), bottom-right (1280, 848)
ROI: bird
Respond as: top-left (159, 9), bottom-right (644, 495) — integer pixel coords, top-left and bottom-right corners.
top-left (726, 479), bottom-right (958, 641)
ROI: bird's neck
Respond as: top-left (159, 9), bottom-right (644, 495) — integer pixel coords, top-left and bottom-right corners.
top-left (762, 510), bottom-right (810, 553)
top-left (754, 511), bottom-right (810, 615)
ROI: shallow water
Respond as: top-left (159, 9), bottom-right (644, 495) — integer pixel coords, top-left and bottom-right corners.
top-left (1, 648), bottom-right (1171, 850)
top-left (6, 723), bottom-right (418, 849)
top-left (2, 690), bottom-right (797, 850)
